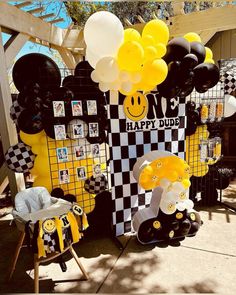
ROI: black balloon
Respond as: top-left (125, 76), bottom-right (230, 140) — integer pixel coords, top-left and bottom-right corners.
top-left (181, 53), bottom-right (198, 70)
top-left (62, 75), bottom-right (75, 87)
top-left (186, 120), bottom-right (197, 136)
top-left (74, 60), bottom-right (93, 76)
top-left (157, 61), bottom-right (182, 98)
top-left (186, 101), bottom-right (196, 112)
top-left (179, 84), bottom-right (194, 98)
top-left (190, 42), bottom-right (206, 64)
top-left (163, 37), bottom-right (190, 63)
top-left (51, 187), bottom-right (64, 198)
top-left (194, 63), bottom-right (220, 93)
top-left (13, 53), bottom-right (61, 92)
top-left (17, 109), bottom-right (43, 134)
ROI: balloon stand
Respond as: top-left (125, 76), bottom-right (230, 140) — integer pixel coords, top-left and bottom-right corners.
top-left (186, 82), bottom-right (225, 206)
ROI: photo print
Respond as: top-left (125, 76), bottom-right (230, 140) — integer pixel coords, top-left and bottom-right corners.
top-left (89, 122), bottom-right (99, 137)
top-left (91, 143), bottom-right (100, 157)
top-left (53, 101), bottom-right (65, 117)
top-left (93, 163), bottom-right (102, 178)
top-left (71, 100), bottom-right (83, 116)
top-left (54, 124), bottom-right (67, 140)
top-left (74, 145), bottom-right (85, 160)
top-left (87, 100), bottom-right (97, 115)
top-left (72, 123), bottom-right (84, 138)
top-left (59, 169), bottom-right (70, 184)
top-left (56, 147), bottom-right (68, 162)
top-left (77, 166), bottom-right (87, 180)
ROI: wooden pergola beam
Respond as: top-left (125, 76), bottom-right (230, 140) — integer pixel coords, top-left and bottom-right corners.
top-left (131, 5), bottom-right (236, 44)
top-left (27, 7), bottom-right (44, 14)
top-left (200, 29), bottom-right (218, 45)
top-left (55, 46), bottom-right (77, 69)
top-left (0, 2), bottom-right (83, 51)
top-left (4, 32), bottom-right (30, 70)
top-left (14, 1), bottom-right (32, 9)
top-left (0, 27), bottom-right (25, 197)
top-left (47, 18), bottom-right (64, 25)
top-left (39, 13), bottom-right (55, 20)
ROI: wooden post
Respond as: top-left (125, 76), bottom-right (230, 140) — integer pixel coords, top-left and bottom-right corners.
top-left (0, 27), bottom-right (25, 199)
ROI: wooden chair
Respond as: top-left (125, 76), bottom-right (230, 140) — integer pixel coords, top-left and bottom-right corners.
top-left (7, 187), bottom-right (89, 293)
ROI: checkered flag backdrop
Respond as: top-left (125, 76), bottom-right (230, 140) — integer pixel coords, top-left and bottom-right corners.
top-left (5, 142), bottom-right (36, 173)
top-left (84, 174), bottom-right (108, 194)
top-left (107, 91), bottom-right (186, 236)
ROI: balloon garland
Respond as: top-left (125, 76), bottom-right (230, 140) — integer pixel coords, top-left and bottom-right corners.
top-left (84, 12), bottom-right (219, 98)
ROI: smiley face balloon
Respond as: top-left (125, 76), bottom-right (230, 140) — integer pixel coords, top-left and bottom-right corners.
top-left (123, 92), bottom-right (148, 121)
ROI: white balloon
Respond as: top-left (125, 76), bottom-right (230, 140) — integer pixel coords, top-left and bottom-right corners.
top-left (159, 178), bottom-right (171, 189)
top-left (172, 182), bottom-right (185, 194)
top-left (95, 57), bottom-right (119, 83)
top-left (184, 199), bottom-right (194, 210)
top-left (165, 191), bottom-right (178, 202)
top-left (110, 80), bottom-right (121, 91)
top-left (86, 49), bottom-right (101, 69)
top-left (99, 82), bottom-right (110, 92)
top-left (121, 81), bottom-right (132, 92)
top-left (84, 11), bottom-right (124, 58)
top-left (160, 198), bottom-right (176, 215)
top-left (131, 72), bottom-right (142, 84)
top-left (119, 70), bottom-right (130, 82)
top-left (224, 94), bottom-right (236, 117)
top-left (91, 70), bottom-right (100, 83)
top-left (176, 202), bottom-right (186, 211)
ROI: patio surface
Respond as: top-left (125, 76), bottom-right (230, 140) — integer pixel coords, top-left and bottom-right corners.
top-left (0, 200), bottom-right (235, 294)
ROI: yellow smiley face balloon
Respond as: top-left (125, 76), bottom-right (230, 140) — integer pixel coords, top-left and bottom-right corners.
top-left (123, 92), bottom-right (148, 121)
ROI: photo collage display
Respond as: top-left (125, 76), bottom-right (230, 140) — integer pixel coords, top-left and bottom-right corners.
top-left (51, 99), bottom-right (104, 185)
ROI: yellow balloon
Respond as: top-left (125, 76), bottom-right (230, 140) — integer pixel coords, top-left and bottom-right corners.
top-left (34, 155), bottom-right (50, 176)
top-left (29, 166), bottom-right (39, 178)
top-left (19, 130), bottom-right (45, 147)
top-left (117, 41), bottom-right (144, 71)
top-left (142, 59), bottom-right (168, 86)
top-left (135, 79), bottom-right (156, 92)
top-left (142, 19), bottom-right (169, 45)
top-left (141, 34), bottom-right (155, 47)
top-left (33, 176), bottom-right (52, 192)
top-left (182, 179), bottom-right (191, 189)
top-left (205, 47), bottom-right (213, 59)
top-left (155, 43), bottom-right (167, 59)
top-left (204, 58), bottom-right (215, 64)
top-left (144, 46), bottom-right (158, 61)
top-left (184, 32), bottom-right (202, 43)
top-left (124, 28), bottom-right (141, 43)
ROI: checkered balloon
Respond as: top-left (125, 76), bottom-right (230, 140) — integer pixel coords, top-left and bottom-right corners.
top-left (10, 100), bottom-right (24, 124)
top-left (5, 142), bottom-right (36, 173)
top-left (84, 174), bottom-right (108, 194)
top-left (222, 72), bottom-right (236, 95)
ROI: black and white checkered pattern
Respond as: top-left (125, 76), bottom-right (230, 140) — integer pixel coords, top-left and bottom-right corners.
top-left (84, 174), bottom-right (108, 194)
top-left (5, 143), bottom-right (36, 173)
top-left (43, 233), bottom-right (56, 253)
top-left (107, 92), bottom-right (186, 236)
top-left (10, 100), bottom-right (24, 124)
top-left (222, 72), bottom-right (236, 94)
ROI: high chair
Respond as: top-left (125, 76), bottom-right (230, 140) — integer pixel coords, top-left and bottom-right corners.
top-left (8, 186), bottom-right (89, 293)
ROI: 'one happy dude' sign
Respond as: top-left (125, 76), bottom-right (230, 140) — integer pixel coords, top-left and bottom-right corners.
top-left (123, 92), bottom-right (180, 131)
